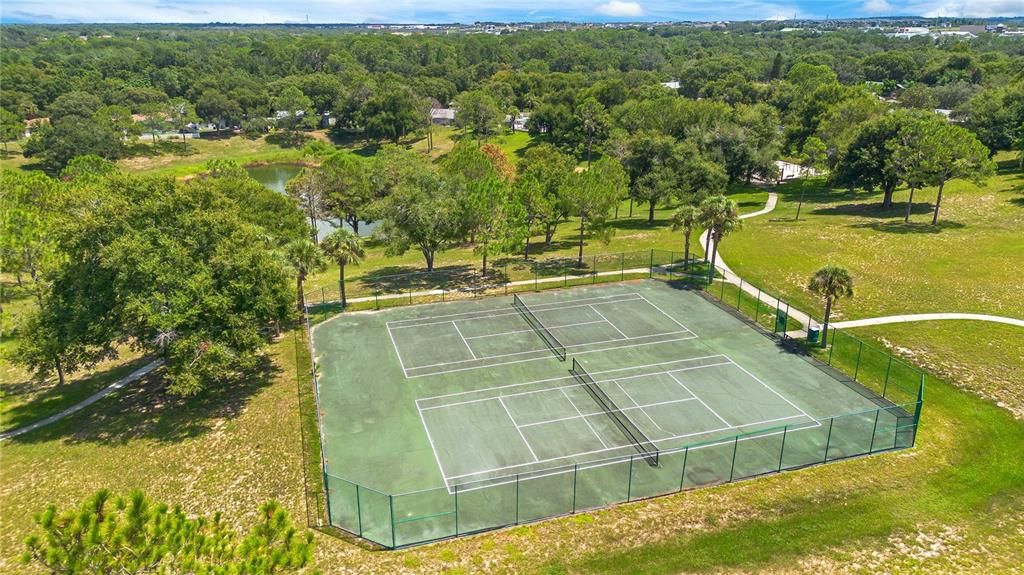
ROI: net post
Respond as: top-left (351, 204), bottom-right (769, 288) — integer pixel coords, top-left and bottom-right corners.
top-left (728, 436), bottom-right (740, 482)
top-left (571, 464), bottom-right (578, 513)
top-left (823, 418), bottom-right (835, 462)
top-left (854, 340), bottom-right (864, 381)
top-left (678, 447), bottom-right (689, 491)
top-left (626, 456), bottom-right (634, 502)
top-left (778, 425), bottom-right (788, 472)
top-left (868, 409), bottom-right (881, 453)
top-left (389, 494), bottom-right (396, 548)
top-left (355, 483), bottom-right (362, 535)
top-left (515, 474), bottom-right (520, 524)
top-left (882, 355), bottom-right (893, 398)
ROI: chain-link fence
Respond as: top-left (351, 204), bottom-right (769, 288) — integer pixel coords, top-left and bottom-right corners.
top-left (301, 248), bottom-right (925, 547)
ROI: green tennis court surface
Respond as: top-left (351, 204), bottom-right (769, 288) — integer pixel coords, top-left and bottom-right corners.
top-left (312, 280), bottom-right (917, 547)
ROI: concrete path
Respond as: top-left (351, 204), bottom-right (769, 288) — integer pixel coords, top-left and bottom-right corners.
top-left (0, 358), bottom-right (163, 441)
top-left (833, 314), bottom-right (1024, 329)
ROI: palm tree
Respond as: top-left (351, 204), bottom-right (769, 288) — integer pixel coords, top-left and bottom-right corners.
top-left (285, 239), bottom-right (326, 313)
top-left (320, 228), bottom-right (365, 307)
top-left (670, 204), bottom-right (700, 271)
top-left (808, 265), bottom-right (854, 347)
top-left (700, 195), bottom-right (742, 283)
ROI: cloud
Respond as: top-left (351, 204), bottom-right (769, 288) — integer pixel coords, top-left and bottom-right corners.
top-left (906, 0), bottom-right (1024, 17)
top-left (862, 0), bottom-right (894, 13)
top-left (594, 1), bottom-right (645, 17)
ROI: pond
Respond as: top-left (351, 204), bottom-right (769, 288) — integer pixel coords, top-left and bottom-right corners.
top-left (246, 164), bottom-right (378, 239)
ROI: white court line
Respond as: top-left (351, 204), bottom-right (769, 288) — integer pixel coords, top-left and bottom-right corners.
top-left (387, 294), bottom-right (644, 329)
top-left (416, 355), bottom-right (727, 403)
top-left (636, 293), bottom-right (694, 332)
top-left (416, 405), bottom-right (452, 491)
top-left (498, 397), bottom-right (539, 462)
top-left (516, 395), bottom-right (696, 429)
top-left (667, 370), bottom-right (733, 428)
top-left (418, 362), bottom-right (734, 411)
top-left (613, 379), bottom-right (664, 432)
top-left (450, 321), bottom-right (476, 359)
top-left (588, 304), bottom-right (629, 339)
top-left (385, 323), bottom-right (410, 379)
top-left (441, 412), bottom-right (812, 481)
top-left (722, 355), bottom-right (816, 422)
top-left (462, 319), bottom-right (608, 340)
top-left (405, 331), bottom-right (693, 376)
top-left (561, 388), bottom-right (609, 449)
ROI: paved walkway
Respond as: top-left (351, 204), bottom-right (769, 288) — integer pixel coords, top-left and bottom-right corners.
top-left (833, 313), bottom-right (1024, 329)
top-left (0, 359), bottom-right (163, 441)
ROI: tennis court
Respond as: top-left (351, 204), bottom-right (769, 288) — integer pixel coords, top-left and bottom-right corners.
top-left (311, 280), bottom-right (921, 547)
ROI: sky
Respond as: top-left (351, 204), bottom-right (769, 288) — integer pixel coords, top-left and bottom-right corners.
top-left (1, 0), bottom-right (1022, 24)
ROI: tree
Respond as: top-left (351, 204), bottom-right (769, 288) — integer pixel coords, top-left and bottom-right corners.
top-left (274, 85), bottom-right (313, 134)
top-left (138, 102), bottom-right (169, 146)
top-left (562, 157), bottom-right (628, 265)
top-left (808, 265), bottom-right (854, 347)
top-left (670, 204), bottom-right (701, 270)
top-left (455, 90), bottom-right (502, 142)
top-left (320, 228), bottom-right (364, 307)
top-left (832, 112), bottom-right (913, 209)
top-left (574, 97), bottom-right (608, 166)
top-left (22, 490), bottom-right (315, 574)
top-left (321, 151), bottom-right (372, 234)
top-left (285, 239), bottom-right (326, 312)
top-left (360, 86), bottom-right (424, 143)
top-left (197, 89), bottom-right (243, 129)
top-left (286, 168), bottom-right (328, 243)
top-left (23, 116), bottom-right (123, 174)
top-left (517, 144), bottom-right (575, 246)
top-left (461, 177), bottom-right (527, 275)
top-left (0, 107), bottom-right (22, 153)
top-left (795, 136), bottom-right (827, 222)
top-left (377, 166), bottom-right (465, 271)
top-left (917, 123), bottom-right (994, 225)
top-left (958, 85), bottom-right (1024, 154)
top-left (699, 195), bottom-right (742, 282)
top-left (166, 98), bottom-right (198, 154)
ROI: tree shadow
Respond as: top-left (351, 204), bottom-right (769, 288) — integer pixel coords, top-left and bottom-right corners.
top-left (1010, 197), bottom-right (1024, 208)
top-left (812, 201), bottom-right (934, 218)
top-left (520, 239), bottom-right (580, 257)
top-left (607, 218), bottom-right (669, 231)
top-left (9, 354), bottom-right (280, 446)
top-left (851, 219), bottom-right (966, 234)
top-left (266, 131), bottom-right (312, 148)
top-left (357, 264), bottom-right (482, 293)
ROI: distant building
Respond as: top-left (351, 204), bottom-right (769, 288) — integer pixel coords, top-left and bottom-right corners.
top-left (660, 80), bottom-right (681, 90)
top-left (430, 107), bottom-right (456, 126)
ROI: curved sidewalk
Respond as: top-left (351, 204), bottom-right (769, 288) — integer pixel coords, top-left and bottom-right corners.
top-left (0, 358), bottom-right (163, 441)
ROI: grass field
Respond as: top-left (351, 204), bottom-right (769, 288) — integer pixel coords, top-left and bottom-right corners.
top-left (2, 142), bottom-right (1021, 572)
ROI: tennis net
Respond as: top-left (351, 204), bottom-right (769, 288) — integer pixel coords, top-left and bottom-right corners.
top-left (512, 294), bottom-right (567, 361)
top-left (570, 358), bottom-right (659, 467)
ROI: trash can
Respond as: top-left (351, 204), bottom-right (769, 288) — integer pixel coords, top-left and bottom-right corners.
top-left (807, 326), bottom-right (820, 344)
top-left (774, 309), bottom-right (788, 332)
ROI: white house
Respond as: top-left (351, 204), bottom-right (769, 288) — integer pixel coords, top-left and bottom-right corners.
top-left (430, 107), bottom-right (456, 126)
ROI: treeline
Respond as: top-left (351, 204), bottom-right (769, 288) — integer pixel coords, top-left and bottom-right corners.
top-left (2, 25), bottom-right (1023, 172)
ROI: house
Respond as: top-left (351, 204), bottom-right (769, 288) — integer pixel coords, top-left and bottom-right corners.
top-left (660, 80), bottom-right (681, 91)
top-left (430, 102), bottom-right (456, 126)
top-left (506, 112), bottom-right (530, 132)
top-left (774, 160), bottom-right (818, 182)
top-left (23, 117), bottom-right (49, 138)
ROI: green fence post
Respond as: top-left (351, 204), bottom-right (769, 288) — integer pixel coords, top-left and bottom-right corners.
top-left (374, 292), bottom-right (379, 310)
top-left (322, 472), bottom-right (332, 527)
top-left (534, 264), bottom-right (538, 291)
top-left (441, 276), bottom-right (446, 302)
top-left (563, 263), bottom-right (568, 287)
top-left (321, 287), bottom-right (325, 305)
top-left (827, 329), bottom-right (836, 365)
top-left (882, 355), bottom-right (893, 398)
top-left (754, 289), bottom-right (762, 325)
top-left (736, 279), bottom-right (743, 310)
top-left (823, 418), bottom-right (835, 462)
top-left (408, 284), bottom-right (413, 305)
top-left (592, 255), bottom-right (597, 284)
top-left (454, 484), bottom-right (459, 535)
top-left (571, 464), bottom-right (578, 513)
top-left (868, 410), bottom-right (881, 453)
top-left (620, 253), bottom-right (625, 280)
top-left (389, 495), bottom-right (396, 548)
top-left (719, 275), bottom-right (726, 300)
top-left (515, 474), bottom-right (520, 524)
top-left (355, 484), bottom-right (362, 535)
top-left (504, 262), bottom-right (509, 295)
top-left (649, 249), bottom-right (654, 278)
top-left (853, 340), bottom-right (864, 381)
top-left (626, 456), bottom-right (634, 502)
top-left (678, 447), bottom-right (689, 491)
top-left (777, 426), bottom-right (788, 472)
top-left (728, 436), bottom-right (740, 482)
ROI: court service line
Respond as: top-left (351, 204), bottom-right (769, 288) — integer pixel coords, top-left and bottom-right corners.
top-left (386, 291), bottom-right (643, 326)
top-left (588, 304), bottom-right (629, 339)
top-left (418, 361), bottom-right (734, 411)
top-left (498, 397), bottom-right (539, 462)
top-left (561, 388), bottom-right (610, 449)
top-left (416, 354), bottom-right (728, 403)
top-left (451, 321), bottom-right (477, 359)
top-left (441, 412), bottom-right (812, 481)
top-left (416, 405), bottom-right (453, 491)
top-left (406, 330), bottom-right (693, 374)
top-left (387, 294), bottom-right (644, 329)
top-left (721, 355), bottom-right (816, 422)
top-left (666, 371), bottom-right (733, 428)
top-left (385, 323), bottom-right (410, 379)
top-left (514, 394), bottom-right (696, 429)
top-left (462, 319), bottom-right (608, 340)
top-left (613, 379), bottom-right (664, 432)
